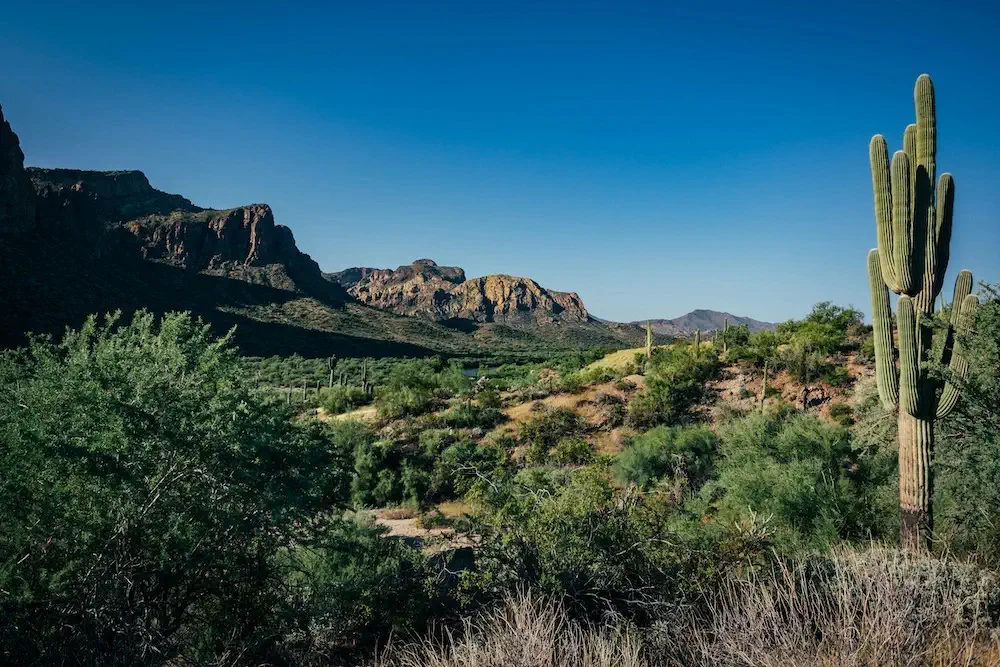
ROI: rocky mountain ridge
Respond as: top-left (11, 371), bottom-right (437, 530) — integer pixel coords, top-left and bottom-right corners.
top-left (327, 259), bottom-right (590, 325)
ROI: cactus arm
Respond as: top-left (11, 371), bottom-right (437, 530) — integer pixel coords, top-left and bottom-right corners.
top-left (933, 174), bottom-right (955, 296)
top-left (868, 250), bottom-right (899, 409)
top-left (891, 151), bottom-right (915, 295)
top-left (897, 296), bottom-right (921, 417)
top-left (915, 74), bottom-right (936, 190)
top-left (937, 293), bottom-right (978, 419)
top-left (949, 270), bottom-right (973, 328)
top-left (871, 136), bottom-right (901, 293)
top-left (904, 123), bottom-right (917, 167)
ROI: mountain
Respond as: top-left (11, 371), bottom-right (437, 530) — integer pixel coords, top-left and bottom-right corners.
top-left (635, 310), bottom-right (775, 336)
top-left (327, 259), bottom-right (589, 325)
top-left (0, 104), bottom-right (644, 358)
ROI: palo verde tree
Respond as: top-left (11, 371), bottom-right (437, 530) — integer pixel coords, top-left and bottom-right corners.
top-left (866, 74), bottom-right (978, 549)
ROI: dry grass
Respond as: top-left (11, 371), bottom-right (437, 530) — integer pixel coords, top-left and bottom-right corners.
top-left (379, 506), bottom-right (420, 521)
top-left (374, 590), bottom-right (647, 667)
top-left (374, 547), bottom-right (999, 667)
top-left (687, 546), bottom-right (1000, 666)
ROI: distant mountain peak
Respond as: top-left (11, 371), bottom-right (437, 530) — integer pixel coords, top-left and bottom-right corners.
top-left (633, 309), bottom-right (775, 336)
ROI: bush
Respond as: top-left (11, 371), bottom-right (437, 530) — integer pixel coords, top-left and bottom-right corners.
top-left (438, 402), bottom-right (507, 430)
top-left (823, 364), bottom-right (853, 387)
top-left (319, 383), bottom-right (371, 414)
top-left (282, 514), bottom-right (429, 658)
top-left (550, 437), bottom-right (595, 466)
top-left (615, 425), bottom-right (718, 492)
top-left (520, 408), bottom-right (583, 464)
top-left (627, 345), bottom-right (718, 428)
top-left (0, 312), bottom-right (350, 663)
top-left (695, 407), bottom-right (896, 550)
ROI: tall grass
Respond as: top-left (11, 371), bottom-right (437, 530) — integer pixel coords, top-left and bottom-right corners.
top-left (375, 546), bottom-right (1000, 667)
top-left (689, 546), bottom-right (1000, 667)
top-left (374, 589), bottom-right (647, 667)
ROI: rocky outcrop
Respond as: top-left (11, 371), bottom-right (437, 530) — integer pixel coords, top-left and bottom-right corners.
top-left (327, 259), bottom-right (589, 325)
top-left (0, 105), bottom-right (36, 233)
top-left (19, 167), bottom-right (342, 301)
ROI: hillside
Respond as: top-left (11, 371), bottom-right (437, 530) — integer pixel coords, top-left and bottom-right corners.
top-left (0, 106), bottom-right (643, 358)
top-left (635, 309), bottom-right (775, 336)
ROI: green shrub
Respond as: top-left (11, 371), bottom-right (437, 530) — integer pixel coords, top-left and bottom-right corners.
top-left (319, 384), bottom-right (371, 414)
top-left (627, 345), bottom-right (718, 428)
top-left (520, 408), bottom-right (583, 464)
top-left (828, 402), bottom-right (854, 426)
top-left (438, 402), bottom-right (507, 430)
top-left (0, 312), bottom-right (351, 663)
top-left (282, 514), bottom-right (429, 656)
top-left (822, 364), bottom-right (853, 387)
top-left (550, 437), bottom-right (595, 466)
top-left (615, 425), bottom-right (718, 491)
top-left (695, 407), bottom-right (895, 550)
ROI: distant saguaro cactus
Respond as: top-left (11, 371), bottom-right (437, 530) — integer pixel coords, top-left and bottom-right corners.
top-left (866, 74), bottom-right (977, 549)
top-left (723, 318), bottom-right (729, 354)
top-left (645, 320), bottom-right (653, 362)
top-left (327, 355), bottom-right (337, 388)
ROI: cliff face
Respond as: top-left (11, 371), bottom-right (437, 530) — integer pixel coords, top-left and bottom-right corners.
top-left (327, 259), bottom-right (589, 325)
top-left (0, 105), bottom-right (36, 234)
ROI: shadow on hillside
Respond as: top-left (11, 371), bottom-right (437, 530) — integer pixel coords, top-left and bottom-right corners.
top-left (0, 246), bottom-right (440, 359)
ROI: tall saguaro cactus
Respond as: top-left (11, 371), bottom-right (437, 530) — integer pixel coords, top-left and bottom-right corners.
top-left (867, 74), bottom-right (978, 549)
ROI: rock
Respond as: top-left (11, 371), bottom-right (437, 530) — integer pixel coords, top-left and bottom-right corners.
top-left (327, 259), bottom-right (588, 325)
top-left (0, 105), bottom-right (36, 233)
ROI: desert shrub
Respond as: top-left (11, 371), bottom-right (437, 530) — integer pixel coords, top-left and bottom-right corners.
top-left (778, 302), bottom-right (864, 354)
top-left (627, 345), bottom-right (718, 428)
top-left (936, 284), bottom-right (1000, 561)
top-left (459, 468), bottom-right (686, 619)
top-left (615, 425), bottom-right (719, 492)
top-left (728, 329), bottom-right (781, 369)
top-left (615, 378), bottom-right (637, 392)
top-left (558, 371), bottom-right (586, 394)
top-left (351, 439), bottom-right (403, 506)
top-left (475, 384), bottom-right (503, 409)
top-left (828, 401), bottom-right (855, 426)
top-left (823, 364), bottom-right (853, 387)
top-left (0, 312), bottom-right (351, 664)
top-left (376, 385), bottom-right (438, 419)
top-left (718, 323), bottom-right (751, 352)
top-left (319, 383), bottom-right (371, 414)
top-left (282, 513), bottom-right (430, 660)
top-left (431, 439), bottom-right (509, 499)
top-left (695, 407), bottom-right (896, 550)
top-left (438, 402), bottom-right (507, 430)
top-left (550, 437), bottom-right (595, 466)
top-left (520, 407), bottom-right (583, 463)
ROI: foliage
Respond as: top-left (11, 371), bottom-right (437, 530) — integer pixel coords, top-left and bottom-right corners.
top-left (319, 383), bottom-right (371, 414)
top-left (0, 312), bottom-right (351, 663)
top-left (520, 407), bottom-right (583, 464)
top-left (550, 437), bottom-right (595, 466)
top-left (936, 284), bottom-right (1000, 561)
top-left (695, 407), bottom-right (896, 550)
top-left (627, 344), bottom-right (718, 428)
top-left (615, 425), bottom-right (719, 492)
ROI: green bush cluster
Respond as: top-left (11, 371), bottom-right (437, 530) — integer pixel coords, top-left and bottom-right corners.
top-left (627, 343), bottom-right (719, 427)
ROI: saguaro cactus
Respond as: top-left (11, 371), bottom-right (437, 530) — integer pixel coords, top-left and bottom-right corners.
top-left (645, 320), bottom-right (653, 361)
top-left (867, 74), bottom-right (978, 549)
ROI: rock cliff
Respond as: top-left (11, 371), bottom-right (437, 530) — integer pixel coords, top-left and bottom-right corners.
top-left (327, 259), bottom-right (589, 325)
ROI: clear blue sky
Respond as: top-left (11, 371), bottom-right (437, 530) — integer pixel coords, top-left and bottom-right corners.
top-left (2, 1), bottom-right (997, 323)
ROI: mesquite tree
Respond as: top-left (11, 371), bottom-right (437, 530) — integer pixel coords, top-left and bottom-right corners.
top-left (866, 74), bottom-right (978, 549)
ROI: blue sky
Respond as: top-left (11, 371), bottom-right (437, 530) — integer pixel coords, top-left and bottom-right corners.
top-left (2, 1), bottom-right (997, 323)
